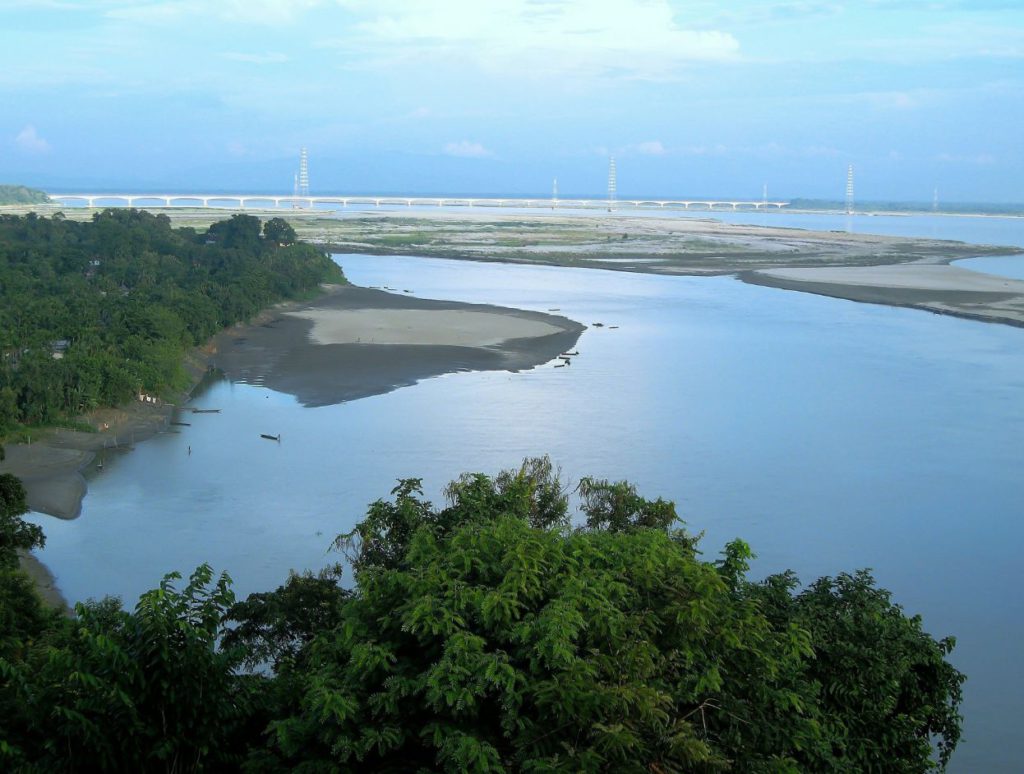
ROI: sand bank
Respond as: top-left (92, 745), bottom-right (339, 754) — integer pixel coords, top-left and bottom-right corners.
top-left (0, 401), bottom-right (176, 521)
top-left (289, 308), bottom-right (565, 348)
top-left (743, 264), bottom-right (1024, 327)
top-left (212, 285), bottom-right (585, 407)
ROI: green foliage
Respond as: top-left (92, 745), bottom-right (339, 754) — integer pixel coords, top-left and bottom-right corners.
top-left (577, 476), bottom-right (679, 532)
top-left (0, 458), bottom-right (965, 772)
top-left (0, 565), bottom-right (264, 772)
top-left (0, 472), bottom-right (43, 570)
top-left (751, 570), bottom-right (965, 771)
top-left (223, 567), bottom-right (349, 671)
top-left (262, 218), bottom-right (297, 246)
top-left (0, 209), bottom-right (346, 437)
top-left (257, 459), bottom-right (964, 772)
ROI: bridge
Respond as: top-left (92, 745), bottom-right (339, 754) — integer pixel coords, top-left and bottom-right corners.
top-left (45, 193), bottom-right (789, 212)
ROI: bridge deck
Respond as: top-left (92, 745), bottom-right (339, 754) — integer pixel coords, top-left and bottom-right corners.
top-left (45, 193), bottom-right (790, 211)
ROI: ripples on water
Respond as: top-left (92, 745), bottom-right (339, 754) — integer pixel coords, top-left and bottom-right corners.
top-left (28, 214), bottom-right (1024, 772)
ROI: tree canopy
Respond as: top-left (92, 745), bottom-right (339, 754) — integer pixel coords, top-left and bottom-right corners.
top-left (0, 458), bottom-right (964, 772)
top-left (0, 210), bottom-right (344, 435)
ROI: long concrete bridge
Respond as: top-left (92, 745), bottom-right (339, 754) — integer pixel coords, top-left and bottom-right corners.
top-left (46, 193), bottom-right (789, 212)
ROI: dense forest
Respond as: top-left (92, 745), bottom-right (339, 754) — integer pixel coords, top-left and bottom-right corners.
top-left (0, 456), bottom-right (964, 772)
top-left (0, 210), bottom-right (344, 435)
top-left (0, 186), bottom-right (50, 205)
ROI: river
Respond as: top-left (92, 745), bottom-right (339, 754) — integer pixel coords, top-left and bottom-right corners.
top-left (27, 212), bottom-right (1024, 771)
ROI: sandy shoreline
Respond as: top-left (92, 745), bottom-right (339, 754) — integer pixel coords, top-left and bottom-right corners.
top-left (211, 285), bottom-right (585, 407)
top-left (742, 264), bottom-right (1024, 328)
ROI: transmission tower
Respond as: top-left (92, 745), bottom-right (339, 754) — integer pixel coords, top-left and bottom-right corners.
top-left (607, 156), bottom-right (617, 212)
top-left (298, 147), bottom-right (310, 197)
top-left (552, 178), bottom-right (558, 208)
top-left (762, 183), bottom-right (768, 208)
top-left (845, 164), bottom-right (854, 215)
top-left (933, 187), bottom-right (939, 212)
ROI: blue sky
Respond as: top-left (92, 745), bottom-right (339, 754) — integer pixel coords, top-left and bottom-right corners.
top-left (1, 0), bottom-right (1022, 200)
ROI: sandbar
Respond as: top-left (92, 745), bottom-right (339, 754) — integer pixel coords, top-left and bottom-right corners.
top-left (289, 308), bottom-right (564, 347)
top-left (212, 285), bottom-right (585, 407)
top-left (744, 264), bottom-right (1024, 327)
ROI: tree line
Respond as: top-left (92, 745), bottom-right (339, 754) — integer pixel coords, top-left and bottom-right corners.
top-left (0, 210), bottom-right (344, 435)
top-left (0, 456), bottom-right (964, 772)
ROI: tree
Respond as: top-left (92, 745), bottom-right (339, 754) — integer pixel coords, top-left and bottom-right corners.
top-left (0, 458), bottom-right (966, 772)
top-left (0, 472), bottom-right (42, 569)
top-left (0, 565), bottom-right (264, 772)
top-left (262, 218), bottom-right (297, 246)
top-left (242, 459), bottom-right (963, 772)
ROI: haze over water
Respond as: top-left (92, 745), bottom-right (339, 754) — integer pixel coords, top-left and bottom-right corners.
top-left (26, 212), bottom-right (1024, 771)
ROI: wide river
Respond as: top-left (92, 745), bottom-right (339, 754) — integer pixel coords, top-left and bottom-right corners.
top-left (29, 211), bottom-right (1024, 771)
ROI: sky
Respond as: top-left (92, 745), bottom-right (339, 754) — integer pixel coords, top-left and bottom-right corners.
top-left (1, 0), bottom-right (1022, 201)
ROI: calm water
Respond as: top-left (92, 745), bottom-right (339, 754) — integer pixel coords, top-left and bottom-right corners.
top-left (29, 214), bottom-right (1024, 770)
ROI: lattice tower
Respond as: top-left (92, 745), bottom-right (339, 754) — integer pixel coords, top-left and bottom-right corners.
top-left (845, 164), bottom-right (854, 215)
top-left (298, 147), bottom-right (310, 197)
top-left (608, 156), bottom-right (617, 211)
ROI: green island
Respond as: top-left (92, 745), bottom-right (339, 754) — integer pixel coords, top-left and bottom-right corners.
top-left (1, 455), bottom-right (963, 771)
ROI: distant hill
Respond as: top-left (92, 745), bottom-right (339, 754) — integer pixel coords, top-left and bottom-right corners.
top-left (789, 198), bottom-right (1024, 216)
top-left (0, 184), bottom-right (49, 205)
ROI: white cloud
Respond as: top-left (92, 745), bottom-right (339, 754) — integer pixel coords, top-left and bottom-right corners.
top-left (106, 0), bottom-right (326, 25)
top-left (325, 0), bottom-right (740, 79)
top-left (636, 140), bottom-right (667, 155)
top-left (221, 52), bottom-right (289, 64)
top-left (14, 125), bottom-right (50, 154)
top-left (443, 140), bottom-right (493, 158)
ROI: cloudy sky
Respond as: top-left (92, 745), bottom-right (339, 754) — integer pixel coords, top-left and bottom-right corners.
top-left (1, 0), bottom-right (1021, 200)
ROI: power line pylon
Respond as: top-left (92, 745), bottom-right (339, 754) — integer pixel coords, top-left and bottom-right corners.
top-left (845, 164), bottom-right (854, 215)
top-left (607, 156), bottom-right (617, 212)
top-left (298, 147), bottom-right (310, 197)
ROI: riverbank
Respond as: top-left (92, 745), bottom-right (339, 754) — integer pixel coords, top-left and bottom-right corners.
top-left (741, 264), bottom-right (1024, 328)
